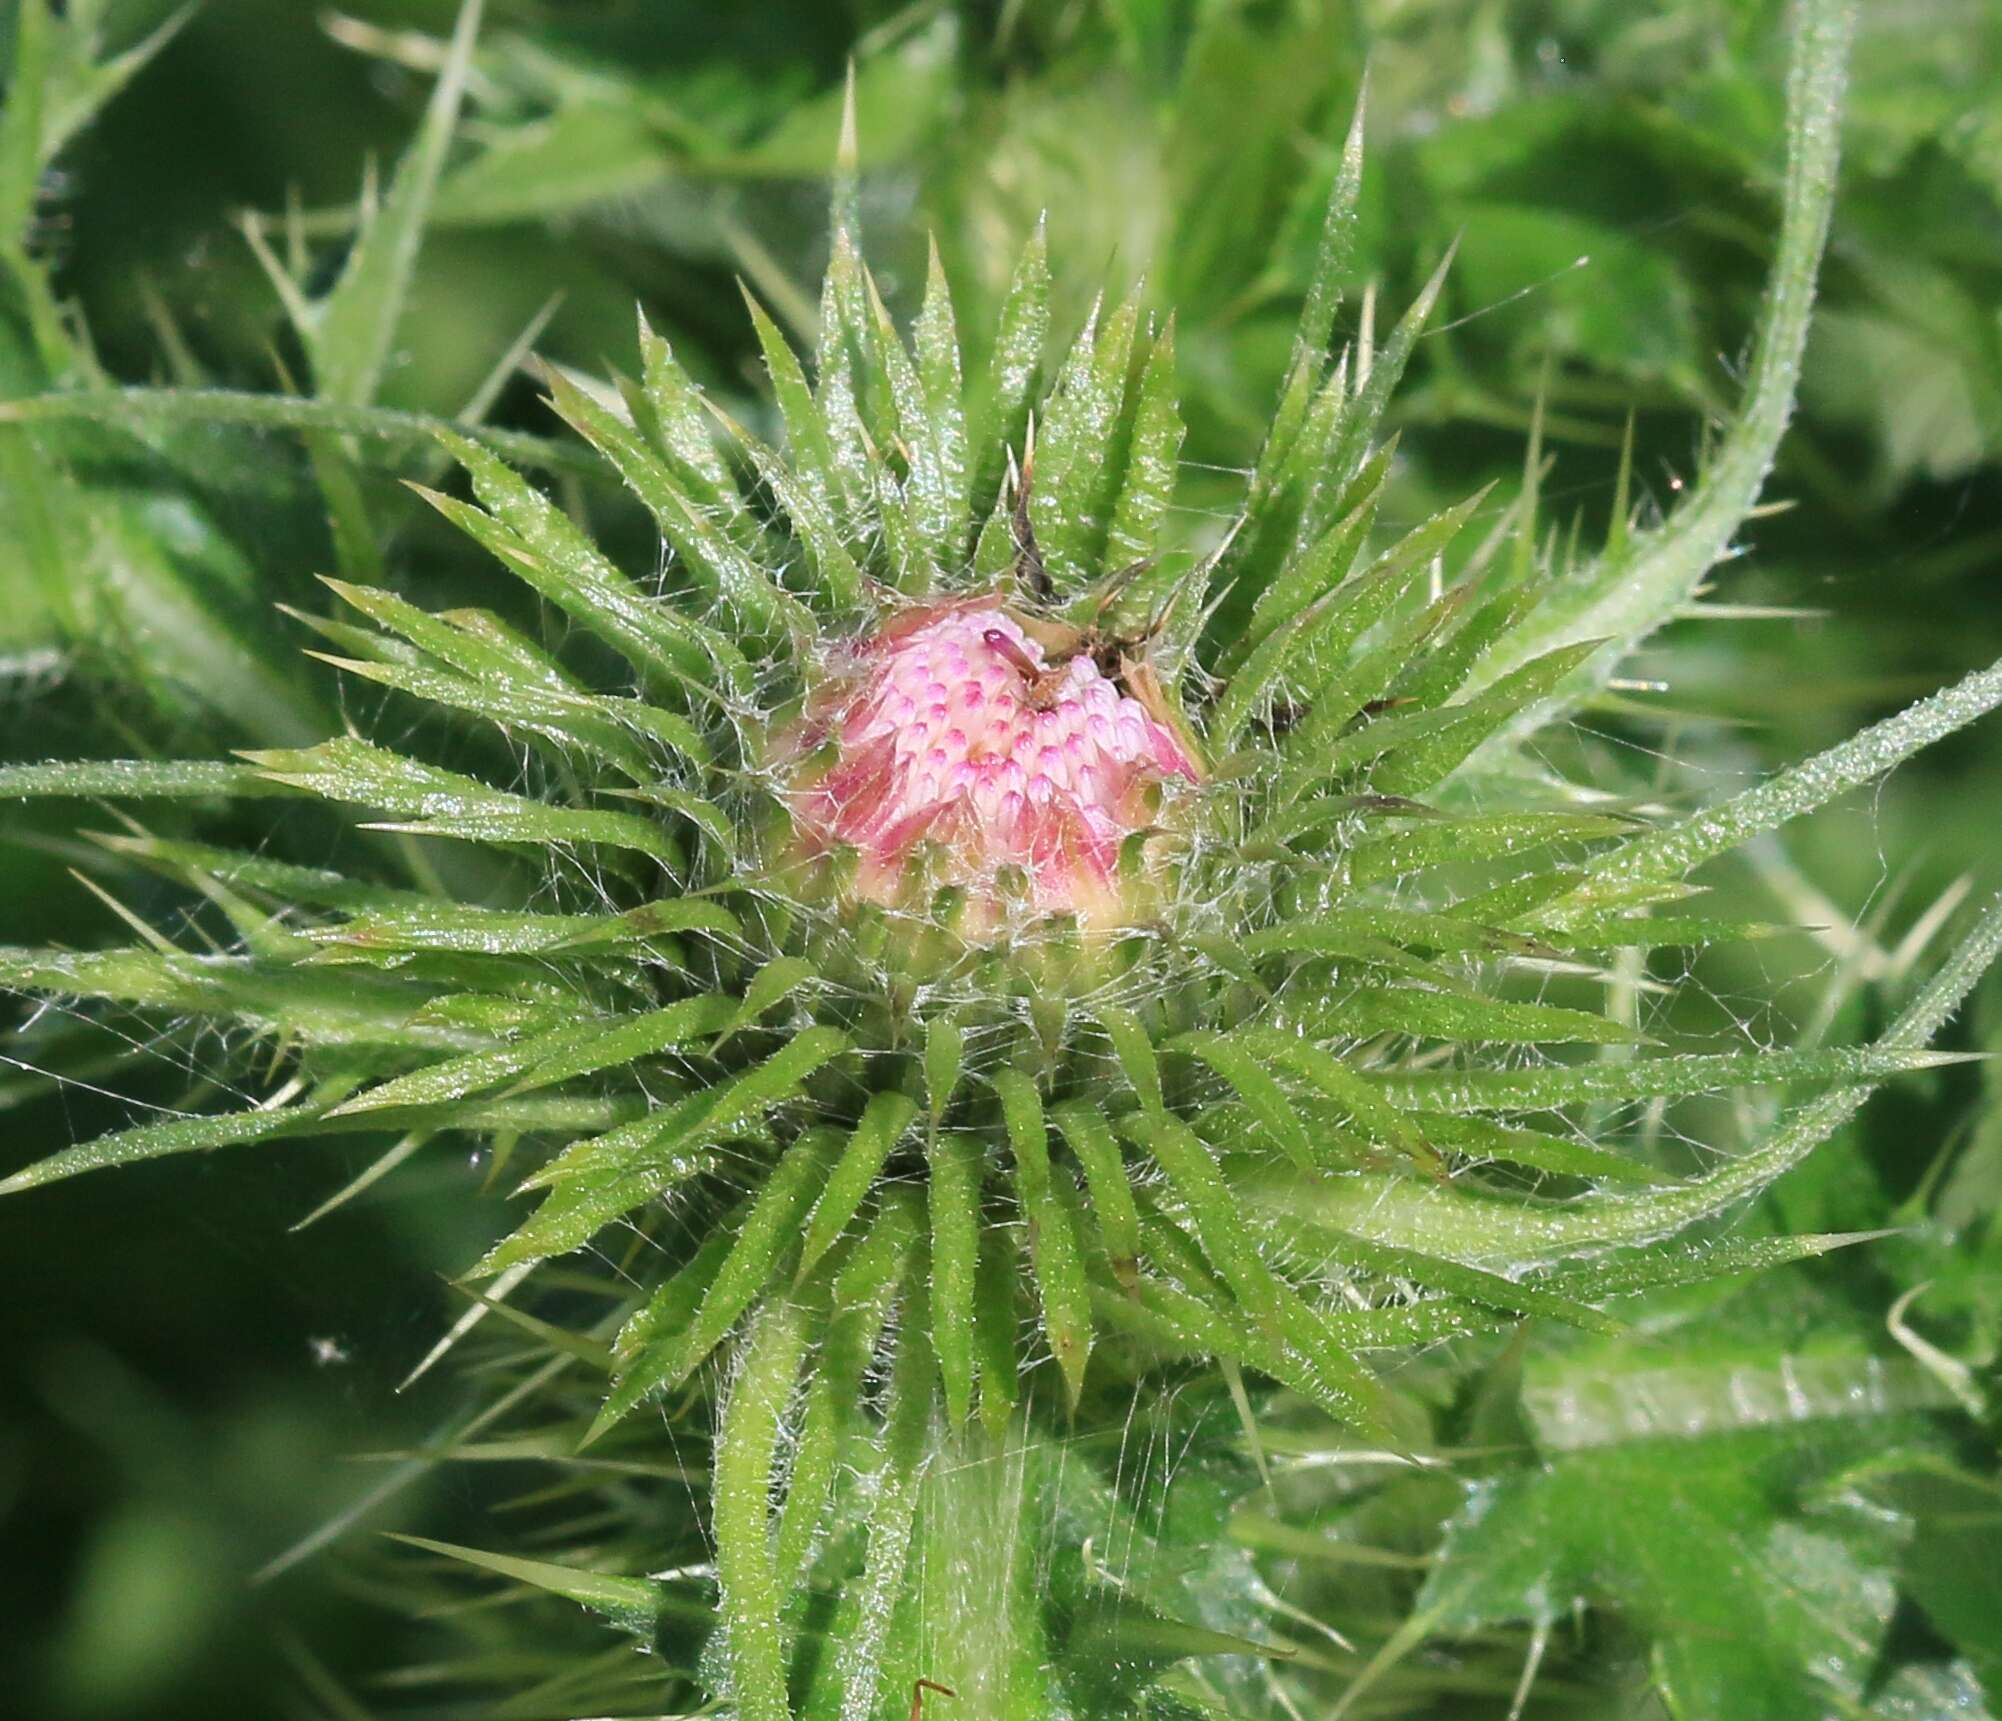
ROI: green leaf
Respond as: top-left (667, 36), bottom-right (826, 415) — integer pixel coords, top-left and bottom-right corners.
top-left (610, 1125), bottom-right (841, 1406)
top-left (923, 1014), bottom-right (965, 1126)
top-left (1053, 1103), bottom-right (1144, 1288)
top-left (0, 388), bottom-right (596, 477)
top-left (1567, 652), bottom-right (2002, 908)
top-left (0, 946), bottom-right (480, 1052)
top-left (0, 759), bottom-right (291, 800)
top-left (541, 366), bottom-right (811, 642)
top-left (926, 1131), bottom-right (982, 1427)
top-left (313, 0), bottom-right (483, 408)
top-left (1332, 1231), bottom-right (1623, 1334)
top-left (713, 1299), bottom-right (807, 1721)
top-left (1463, 0), bottom-right (1856, 717)
top-left (1374, 1043), bottom-right (1975, 1114)
top-left (492, 1028), bottom-right (850, 1285)
top-left (1104, 319), bottom-right (1184, 574)
top-left (1343, 811), bottom-right (1629, 887)
top-left (428, 432), bottom-right (743, 697)
top-left (1033, 292), bottom-right (1140, 592)
top-left (1337, 985), bottom-right (1643, 1046)
top-left (387, 1535), bottom-right (660, 1640)
top-left (1166, 1030), bottom-right (1320, 1171)
top-left (241, 737), bottom-right (678, 862)
top-left (1295, 85), bottom-right (1367, 363)
top-left (309, 896), bottom-right (738, 959)
top-left (809, 1311), bottom-right (933, 1721)
top-left (714, 397), bottom-right (869, 617)
top-left (498, 996), bottom-right (736, 1099)
top-left (1319, 897), bottom-right (2002, 1264)
top-left (1421, 1113), bottom-right (1673, 1185)
top-left (1311, 240), bottom-right (1455, 540)
top-left (796, 1090), bottom-right (918, 1280)
top-left (969, 220), bottom-right (1050, 530)
top-left (1410, 1420), bottom-right (1911, 1721)
top-left (1091, 1003), bottom-right (1164, 1116)
top-left (993, 1069), bottom-right (1092, 1407)
top-left (0, 0), bottom-right (54, 249)
top-left (0, 1086), bottom-right (359, 1197)
top-left (1234, 1027), bottom-right (1440, 1173)
top-left (311, 649), bottom-right (705, 776)
top-left (1122, 1112), bottom-right (1386, 1435)
top-left (1364, 638), bottom-right (1608, 797)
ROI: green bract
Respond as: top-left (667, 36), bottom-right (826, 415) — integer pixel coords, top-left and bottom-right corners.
top-left (3, 2), bottom-right (1998, 1716)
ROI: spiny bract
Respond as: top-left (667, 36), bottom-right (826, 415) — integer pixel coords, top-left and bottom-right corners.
top-left (4, 4), bottom-right (2002, 1717)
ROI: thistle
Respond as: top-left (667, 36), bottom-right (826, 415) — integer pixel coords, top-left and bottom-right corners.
top-left (785, 597), bottom-right (1200, 926)
top-left (4, 2), bottom-right (2000, 1716)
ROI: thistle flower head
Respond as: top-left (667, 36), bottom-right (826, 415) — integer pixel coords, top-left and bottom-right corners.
top-left (787, 598), bottom-right (1199, 924)
top-left (14, 15), bottom-right (2000, 1717)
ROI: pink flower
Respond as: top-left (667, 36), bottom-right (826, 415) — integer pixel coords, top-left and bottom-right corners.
top-left (786, 601), bottom-right (1200, 925)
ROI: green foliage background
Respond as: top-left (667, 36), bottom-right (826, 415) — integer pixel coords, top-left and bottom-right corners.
top-left (2, 2), bottom-right (2001, 1718)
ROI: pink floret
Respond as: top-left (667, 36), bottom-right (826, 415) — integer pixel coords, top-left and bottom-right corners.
top-left (790, 603), bottom-right (1198, 920)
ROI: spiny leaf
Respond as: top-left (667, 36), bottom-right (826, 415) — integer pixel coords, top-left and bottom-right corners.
top-left (429, 432), bottom-right (742, 696)
top-left (0, 1085), bottom-right (359, 1197)
top-left (1342, 811), bottom-right (1630, 888)
top-left (1235, 1027), bottom-right (1439, 1173)
top-left (993, 1069), bottom-right (1092, 1407)
top-left (1241, 905), bottom-right (1543, 963)
top-left (1330, 1232), bottom-right (1624, 1335)
top-left (0, 945), bottom-right (479, 1050)
top-left (796, 1090), bottom-right (919, 1280)
top-left (599, 1126), bottom-right (842, 1414)
top-left (1310, 239), bottom-right (1456, 543)
top-left (1296, 82), bottom-right (1367, 362)
top-left (741, 288), bottom-right (844, 524)
top-left (633, 311), bottom-right (743, 521)
top-left (475, 1110), bottom-right (721, 1280)
top-left (924, 1013), bottom-right (965, 1126)
top-left (0, 388), bottom-right (596, 477)
top-left (1226, 445), bottom-right (1390, 674)
top-left (1339, 985), bottom-right (1645, 1047)
top-left (386, 1535), bottom-right (660, 1640)
top-left (1053, 1104), bottom-right (1144, 1289)
top-left (1320, 897), bottom-right (2002, 1264)
top-left (0, 759), bottom-right (292, 800)
top-left (1363, 638), bottom-right (1608, 797)
top-left (973, 1212), bottom-right (1019, 1439)
top-left (1035, 291), bottom-right (1140, 591)
top-left (1104, 319), bottom-right (1184, 574)
top-left (1095, 1004), bottom-right (1165, 1115)
top-left (1373, 1043), bottom-right (1976, 1114)
top-left (712, 392), bottom-right (869, 616)
top-left (491, 1028), bottom-right (851, 1285)
top-left (969, 220), bottom-right (1050, 530)
top-left (1421, 1114), bottom-right (1673, 1186)
top-left (308, 896), bottom-right (739, 959)
top-left (310, 651), bottom-right (706, 776)
top-left (241, 737), bottom-right (678, 862)
top-left (813, 1311), bottom-right (933, 1721)
top-left (1122, 1112), bottom-right (1387, 1435)
top-left (1565, 652), bottom-right (2002, 908)
top-left (1166, 1030), bottom-right (1320, 1172)
top-left (713, 1299), bottom-right (807, 1721)
top-left (542, 365), bottom-right (812, 642)
top-left (926, 1131), bottom-right (982, 1427)
top-left (313, 0), bottom-right (483, 408)
top-left (1464, 0), bottom-right (1856, 718)
top-left (497, 996), bottom-right (737, 1099)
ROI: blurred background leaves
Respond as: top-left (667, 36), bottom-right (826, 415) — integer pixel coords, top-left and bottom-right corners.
top-left (2, 1), bottom-right (2000, 1716)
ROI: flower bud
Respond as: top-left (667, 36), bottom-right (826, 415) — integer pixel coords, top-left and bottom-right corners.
top-left (785, 600), bottom-right (1199, 928)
